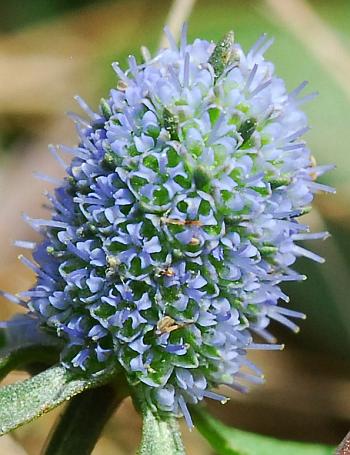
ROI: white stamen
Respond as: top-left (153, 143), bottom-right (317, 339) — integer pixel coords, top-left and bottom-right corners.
top-left (289, 80), bottom-right (308, 98)
top-left (310, 164), bottom-right (336, 177)
top-left (60, 144), bottom-right (88, 160)
top-left (76, 125), bottom-right (98, 154)
top-left (180, 22), bottom-right (188, 55)
top-left (0, 290), bottom-right (26, 307)
top-left (275, 307), bottom-right (306, 320)
top-left (250, 79), bottom-right (272, 97)
top-left (258, 37), bottom-right (274, 56)
top-left (249, 34), bottom-right (268, 56)
top-left (23, 216), bottom-right (67, 230)
top-left (178, 395), bottom-right (193, 429)
top-left (140, 46), bottom-right (151, 62)
top-left (111, 62), bottom-right (129, 83)
top-left (163, 26), bottom-right (178, 51)
top-left (168, 66), bottom-right (182, 92)
top-left (245, 63), bottom-right (258, 91)
top-left (275, 274), bottom-right (307, 282)
top-left (293, 245), bottom-right (325, 263)
top-left (282, 143), bottom-right (305, 151)
top-left (241, 358), bottom-right (263, 376)
top-left (13, 240), bottom-right (36, 250)
top-left (183, 52), bottom-right (190, 88)
top-left (74, 95), bottom-right (97, 119)
top-left (20, 290), bottom-right (48, 298)
top-left (66, 112), bottom-right (90, 128)
top-left (124, 110), bottom-right (136, 130)
top-left (33, 172), bottom-right (62, 186)
top-left (307, 181), bottom-right (336, 194)
top-left (74, 196), bottom-right (104, 206)
top-left (292, 231), bottom-right (330, 241)
top-left (251, 327), bottom-right (277, 343)
top-left (226, 382), bottom-right (249, 394)
top-left (128, 55), bottom-right (139, 81)
top-left (269, 312), bottom-right (300, 333)
top-left (48, 144), bottom-right (67, 170)
top-left (247, 343), bottom-right (285, 351)
top-left (202, 390), bottom-right (229, 402)
top-left (236, 371), bottom-right (265, 384)
top-left (295, 91), bottom-right (319, 105)
top-left (284, 126), bottom-right (310, 143)
top-left (208, 113), bottom-right (225, 144)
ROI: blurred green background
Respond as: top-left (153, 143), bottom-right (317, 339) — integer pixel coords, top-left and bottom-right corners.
top-left (0, 1), bottom-right (349, 454)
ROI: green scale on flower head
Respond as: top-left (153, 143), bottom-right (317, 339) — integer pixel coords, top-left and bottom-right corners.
top-left (209, 31), bottom-right (236, 78)
top-left (1, 27), bottom-right (334, 429)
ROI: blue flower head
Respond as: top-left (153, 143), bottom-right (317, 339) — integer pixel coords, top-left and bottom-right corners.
top-left (5, 28), bottom-right (333, 427)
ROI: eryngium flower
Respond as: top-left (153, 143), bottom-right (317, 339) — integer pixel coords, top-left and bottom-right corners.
top-left (8, 30), bottom-right (334, 426)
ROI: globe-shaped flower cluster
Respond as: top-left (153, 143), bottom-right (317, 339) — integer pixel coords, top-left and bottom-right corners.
top-left (12, 30), bottom-right (332, 425)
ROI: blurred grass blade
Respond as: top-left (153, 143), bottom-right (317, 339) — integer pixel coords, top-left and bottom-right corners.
top-left (0, 364), bottom-right (117, 435)
top-left (160, 0), bottom-right (197, 48)
top-left (192, 407), bottom-right (335, 455)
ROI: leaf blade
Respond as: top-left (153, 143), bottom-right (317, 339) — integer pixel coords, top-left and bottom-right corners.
top-left (192, 408), bottom-right (335, 455)
top-left (0, 364), bottom-right (117, 435)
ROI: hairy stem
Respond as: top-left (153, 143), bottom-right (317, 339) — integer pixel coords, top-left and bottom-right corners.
top-left (133, 386), bottom-right (186, 455)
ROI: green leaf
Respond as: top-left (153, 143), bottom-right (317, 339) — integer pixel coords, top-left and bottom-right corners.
top-left (0, 315), bottom-right (61, 380)
top-left (0, 364), bottom-right (118, 435)
top-left (192, 408), bottom-right (335, 455)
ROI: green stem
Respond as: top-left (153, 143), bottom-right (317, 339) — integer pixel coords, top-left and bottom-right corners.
top-left (133, 386), bottom-right (186, 455)
top-left (43, 382), bottom-right (126, 455)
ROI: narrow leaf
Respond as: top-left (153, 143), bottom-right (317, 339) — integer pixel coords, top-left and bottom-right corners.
top-left (192, 407), bottom-right (335, 455)
top-left (0, 364), bottom-right (117, 435)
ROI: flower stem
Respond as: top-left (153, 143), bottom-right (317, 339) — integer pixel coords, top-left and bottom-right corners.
top-left (133, 386), bottom-right (186, 455)
top-left (43, 382), bottom-right (126, 455)
top-left (137, 408), bottom-right (186, 455)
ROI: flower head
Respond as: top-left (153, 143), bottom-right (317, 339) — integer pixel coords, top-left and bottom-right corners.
top-left (6, 29), bottom-right (333, 426)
